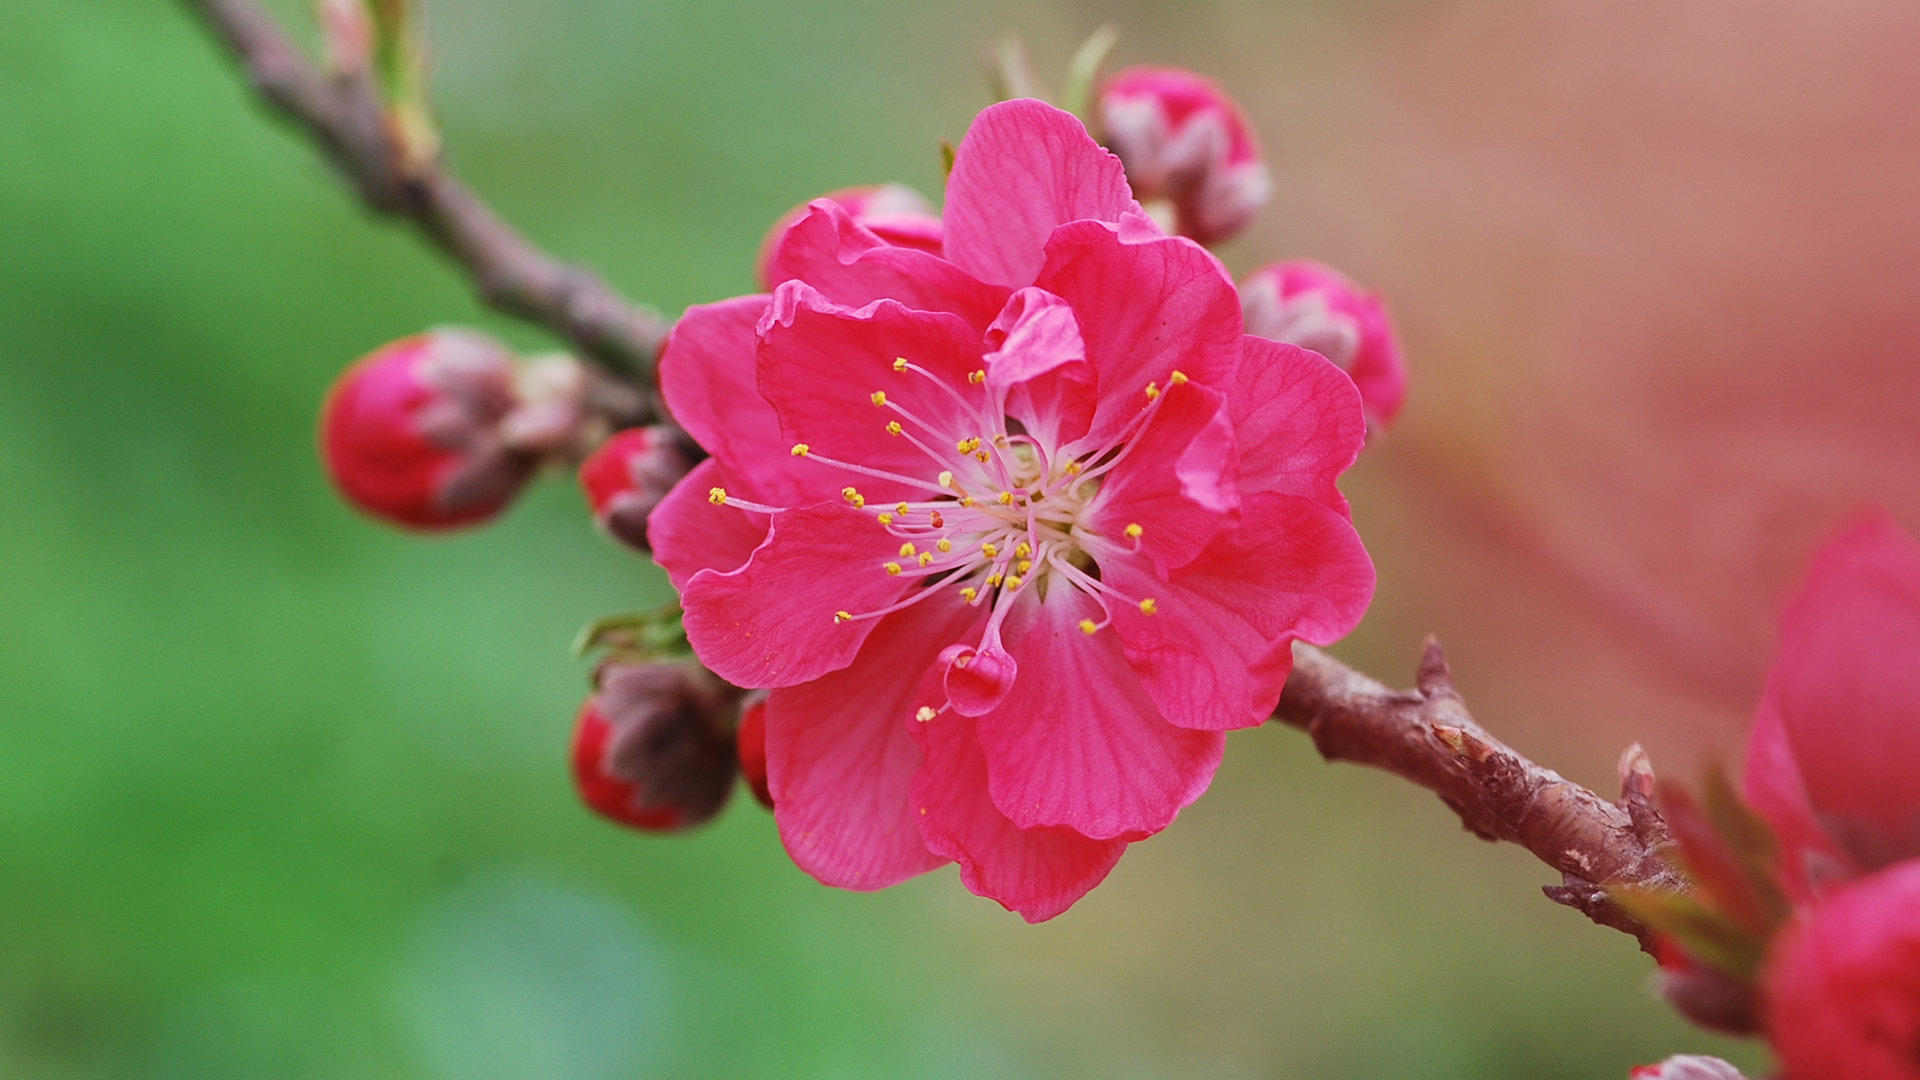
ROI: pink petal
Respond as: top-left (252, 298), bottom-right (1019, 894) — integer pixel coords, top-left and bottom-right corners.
top-left (939, 624), bottom-right (1018, 718)
top-left (1083, 380), bottom-right (1239, 574)
top-left (982, 287), bottom-right (1097, 448)
top-left (1107, 493), bottom-right (1376, 730)
top-left (757, 283), bottom-right (985, 501)
top-left (1035, 220), bottom-right (1243, 445)
top-left (1744, 688), bottom-right (1849, 899)
top-left (766, 598), bottom-right (981, 890)
top-left (657, 295), bottom-right (806, 504)
top-left (764, 200), bottom-right (1008, 329)
top-left (647, 459), bottom-right (769, 590)
top-left (1770, 511), bottom-right (1920, 870)
top-left (1231, 335), bottom-right (1367, 514)
top-left (912, 709), bottom-right (1128, 922)
top-left (679, 502), bottom-right (907, 688)
top-left (972, 590), bottom-right (1225, 839)
top-left (942, 99), bottom-right (1138, 289)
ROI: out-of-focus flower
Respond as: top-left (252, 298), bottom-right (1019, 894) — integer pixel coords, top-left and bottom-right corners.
top-left (1628, 1056), bottom-right (1748, 1080)
top-left (578, 425), bottom-right (698, 553)
top-left (1762, 859), bottom-right (1920, 1080)
top-left (1743, 512), bottom-right (1920, 889)
top-left (319, 329), bottom-right (535, 530)
top-left (650, 99), bottom-right (1372, 920)
top-left (1241, 259), bottom-right (1408, 429)
top-left (1095, 66), bottom-right (1270, 246)
top-left (757, 184), bottom-right (943, 290)
top-left (736, 695), bottom-right (772, 809)
top-left (571, 661), bottom-right (739, 832)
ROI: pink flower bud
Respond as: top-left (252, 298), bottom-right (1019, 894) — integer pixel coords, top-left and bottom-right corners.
top-left (756, 184), bottom-right (944, 290)
top-left (735, 695), bottom-right (772, 809)
top-left (1651, 935), bottom-right (1761, 1035)
top-left (319, 330), bottom-right (534, 530)
top-left (577, 426), bottom-right (697, 553)
top-left (1242, 260), bottom-right (1408, 428)
top-left (1762, 859), bottom-right (1920, 1080)
top-left (571, 662), bottom-right (739, 832)
top-left (1628, 1056), bottom-right (1748, 1080)
top-left (1097, 66), bottom-right (1271, 245)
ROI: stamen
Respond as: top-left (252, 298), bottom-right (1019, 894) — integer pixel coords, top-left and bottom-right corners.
top-left (1124, 522), bottom-right (1143, 538)
top-left (842, 486), bottom-right (866, 508)
top-left (790, 443), bottom-right (810, 456)
top-left (1140, 598), bottom-right (1158, 615)
top-left (707, 487), bottom-right (728, 505)
top-left (968, 369), bottom-right (986, 384)
top-left (915, 706), bottom-right (938, 722)
top-left (1078, 619), bottom-right (1099, 635)
top-left (892, 357), bottom-right (909, 373)
top-left (1144, 381), bottom-right (1160, 401)
top-left (899, 542), bottom-right (917, 557)
top-left (885, 421), bottom-right (903, 436)
top-left (870, 390), bottom-right (888, 406)
top-left (884, 562), bottom-right (903, 575)
top-left (1168, 370), bottom-right (1189, 385)
top-left (959, 587), bottom-right (978, 603)
top-left (918, 552), bottom-right (934, 567)
top-left (834, 610), bottom-right (853, 624)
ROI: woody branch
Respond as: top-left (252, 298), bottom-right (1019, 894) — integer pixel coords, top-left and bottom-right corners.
top-left (183, 0), bottom-right (1682, 943)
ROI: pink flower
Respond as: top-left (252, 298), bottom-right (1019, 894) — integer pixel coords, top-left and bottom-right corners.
top-left (1742, 512), bottom-right (1920, 893)
top-left (578, 425), bottom-right (696, 553)
top-left (1628, 1057), bottom-right (1747, 1080)
top-left (1762, 859), bottom-right (1920, 1080)
top-left (1242, 259), bottom-right (1408, 428)
top-left (757, 184), bottom-right (943, 290)
top-left (649, 99), bottom-right (1373, 920)
top-left (319, 329), bottom-right (535, 530)
top-left (1096, 66), bottom-right (1271, 245)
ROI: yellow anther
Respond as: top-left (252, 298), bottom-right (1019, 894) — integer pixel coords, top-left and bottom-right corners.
top-left (1064, 462), bottom-right (1083, 475)
top-left (1169, 370), bottom-right (1189, 385)
top-left (896, 502), bottom-right (911, 515)
top-left (915, 706), bottom-right (937, 722)
top-left (975, 452), bottom-right (990, 463)
top-left (884, 562), bottom-right (903, 576)
top-left (918, 553), bottom-right (933, 567)
top-left (959, 587), bottom-right (978, 603)
top-left (899, 542), bottom-right (917, 557)
top-left (834, 610), bottom-right (853, 623)
top-left (790, 442), bottom-right (810, 456)
top-left (1144, 381), bottom-right (1160, 401)
top-left (892, 357), bottom-right (909, 373)
top-left (956, 436), bottom-right (981, 454)
top-left (1017, 560), bottom-right (1032, 574)
top-left (938, 470), bottom-right (954, 489)
top-left (968, 369), bottom-right (986, 384)
top-left (885, 420), bottom-right (903, 436)
top-left (981, 542), bottom-right (999, 558)
top-left (959, 496), bottom-right (977, 508)
top-left (936, 539), bottom-right (953, 553)
top-left (1014, 542), bottom-right (1032, 559)
top-left (997, 492), bottom-right (1014, 505)
top-left (1124, 522), bottom-right (1144, 539)
top-left (707, 487), bottom-right (728, 505)
top-left (870, 390), bottom-right (888, 406)
top-left (1005, 574), bottom-right (1023, 589)
top-left (842, 486), bottom-right (866, 508)
top-left (986, 573), bottom-right (1004, 587)
top-left (877, 512), bottom-right (894, 525)
top-left (1140, 598), bottom-right (1158, 615)
top-left (1078, 618), bottom-right (1099, 635)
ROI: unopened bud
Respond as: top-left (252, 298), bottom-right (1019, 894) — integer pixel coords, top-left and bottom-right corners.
top-left (1650, 937), bottom-right (1760, 1035)
top-left (1242, 259), bottom-right (1408, 428)
top-left (571, 662), bottom-right (739, 832)
top-left (757, 184), bottom-right (944, 290)
top-left (578, 426), bottom-right (698, 553)
top-left (319, 329), bottom-right (535, 530)
top-left (735, 694), bottom-right (772, 809)
top-left (1097, 66), bottom-right (1271, 245)
top-left (1628, 1056), bottom-right (1747, 1080)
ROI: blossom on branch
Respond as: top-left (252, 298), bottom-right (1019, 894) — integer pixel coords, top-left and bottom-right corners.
top-left (1095, 66), bottom-right (1271, 246)
top-left (649, 99), bottom-right (1373, 920)
top-left (579, 425), bottom-right (697, 553)
top-left (1242, 259), bottom-right (1408, 429)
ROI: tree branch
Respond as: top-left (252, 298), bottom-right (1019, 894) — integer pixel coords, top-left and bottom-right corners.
top-left (178, 0), bottom-right (669, 405)
top-left (1275, 640), bottom-right (1685, 944)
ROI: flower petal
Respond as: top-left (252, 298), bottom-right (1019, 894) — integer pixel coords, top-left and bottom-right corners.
top-left (764, 200), bottom-right (1008, 329)
top-left (912, 710), bottom-right (1128, 922)
top-left (1035, 221), bottom-right (1243, 444)
top-left (1083, 380), bottom-right (1238, 574)
top-left (983, 287), bottom-right (1097, 449)
top-left (658, 295), bottom-right (808, 504)
top-left (1106, 492), bottom-right (1376, 730)
top-left (766, 598), bottom-right (980, 890)
top-left (942, 99), bottom-right (1137, 288)
top-left (971, 590), bottom-right (1224, 839)
top-left (1743, 689), bottom-right (1847, 899)
top-left (647, 459), bottom-right (768, 590)
top-left (1231, 335), bottom-right (1367, 514)
top-left (680, 502), bottom-right (907, 688)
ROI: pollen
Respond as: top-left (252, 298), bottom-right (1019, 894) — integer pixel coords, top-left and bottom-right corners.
top-left (790, 442), bottom-right (810, 456)
top-left (981, 542), bottom-right (999, 558)
top-left (899, 542), bottom-right (917, 557)
top-left (870, 390), bottom-right (888, 406)
top-left (1014, 542), bottom-right (1032, 559)
top-left (915, 706), bottom-right (937, 722)
top-left (959, 586), bottom-right (978, 603)
top-left (1078, 619), bottom-right (1099, 635)
top-left (959, 496), bottom-right (978, 508)
top-left (1017, 560), bottom-right (1032, 574)
top-left (885, 421), bottom-right (903, 436)
top-left (968, 369), bottom-right (986, 384)
top-left (896, 502), bottom-right (911, 515)
top-left (884, 562), bottom-right (903, 576)
top-left (892, 357), bottom-right (909, 372)
top-left (842, 486), bottom-right (866, 508)
top-left (1169, 370), bottom-right (1189, 385)
top-left (986, 573), bottom-right (1004, 587)
top-left (707, 487), bottom-right (728, 505)
top-left (1064, 462), bottom-right (1083, 476)
top-left (1144, 381), bottom-right (1160, 401)
top-left (936, 539), bottom-right (952, 552)
top-left (1005, 574), bottom-right (1023, 589)
top-left (834, 610), bottom-right (853, 623)
top-left (957, 436), bottom-right (981, 454)
top-left (938, 470), bottom-right (955, 488)
top-left (997, 492), bottom-right (1014, 505)
top-left (1140, 598), bottom-right (1158, 615)
top-left (975, 451), bottom-right (990, 463)
top-left (877, 512), bottom-right (894, 525)
top-left (1124, 522), bottom-right (1144, 538)
top-left (917, 553), bottom-right (933, 567)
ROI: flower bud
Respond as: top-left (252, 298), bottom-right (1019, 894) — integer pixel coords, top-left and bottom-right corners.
top-left (735, 694), bottom-right (772, 809)
top-left (757, 184), bottom-right (944, 289)
top-left (578, 426), bottom-right (698, 553)
top-left (1628, 1056), bottom-right (1748, 1080)
top-left (571, 662), bottom-right (739, 832)
top-left (1650, 936), bottom-right (1761, 1035)
top-left (1762, 859), bottom-right (1920, 1080)
top-left (319, 329), bottom-right (535, 530)
top-left (1242, 260), bottom-right (1408, 428)
top-left (1096, 66), bottom-right (1271, 245)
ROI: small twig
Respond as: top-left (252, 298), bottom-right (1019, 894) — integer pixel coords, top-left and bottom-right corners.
top-left (1275, 640), bottom-right (1686, 945)
top-left (178, 0), bottom-right (669, 405)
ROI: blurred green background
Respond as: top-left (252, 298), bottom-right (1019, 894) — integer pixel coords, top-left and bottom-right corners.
top-left (26, 0), bottom-right (1920, 1076)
